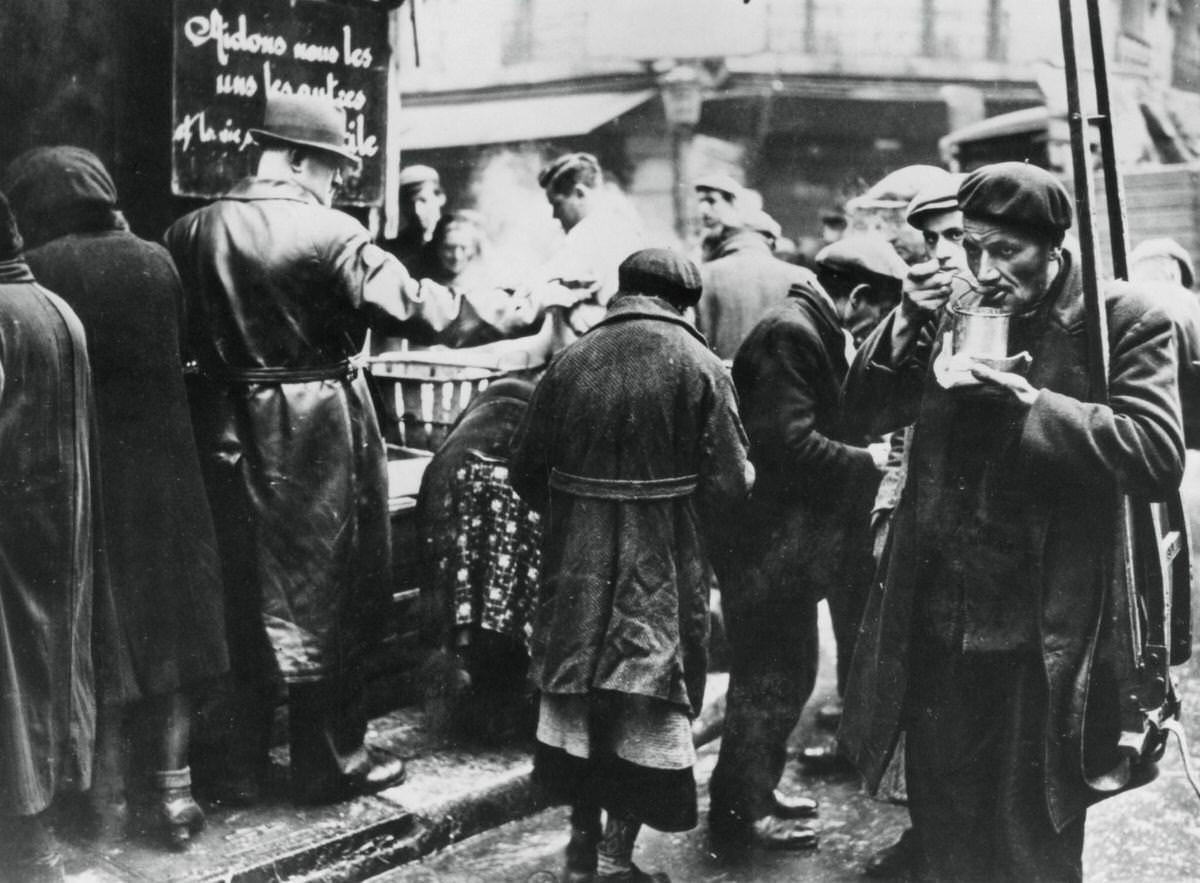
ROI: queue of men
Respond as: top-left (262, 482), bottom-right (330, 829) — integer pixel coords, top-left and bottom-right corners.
top-left (0, 91), bottom-right (1192, 883)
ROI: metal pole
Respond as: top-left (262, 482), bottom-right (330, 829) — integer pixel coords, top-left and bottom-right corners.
top-left (1057, 0), bottom-right (1109, 400)
top-left (1085, 0), bottom-right (1130, 281)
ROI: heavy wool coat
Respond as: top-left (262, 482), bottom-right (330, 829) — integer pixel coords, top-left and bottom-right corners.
top-left (839, 254), bottom-right (1184, 829)
top-left (164, 178), bottom-right (532, 684)
top-left (0, 261), bottom-right (112, 814)
top-left (26, 231), bottom-right (229, 696)
top-left (726, 283), bottom-right (881, 605)
top-left (510, 295), bottom-right (751, 716)
top-left (697, 230), bottom-right (823, 360)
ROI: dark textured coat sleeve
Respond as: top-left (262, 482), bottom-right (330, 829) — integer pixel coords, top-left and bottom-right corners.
top-left (508, 375), bottom-right (556, 515)
top-left (696, 365), bottom-right (752, 520)
top-left (842, 308), bottom-right (938, 439)
top-left (743, 316), bottom-right (875, 487)
top-left (1019, 291), bottom-right (1185, 498)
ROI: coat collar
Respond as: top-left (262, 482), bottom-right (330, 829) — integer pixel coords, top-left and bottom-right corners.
top-left (0, 258), bottom-right (35, 284)
top-left (224, 177), bottom-right (323, 206)
top-left (711, 229), bottom-right (772, 260)
top-left (592, 294), bottom-right (708, 346)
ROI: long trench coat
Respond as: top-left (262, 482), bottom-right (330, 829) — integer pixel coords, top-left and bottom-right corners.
top-left (165, 178), bottom-right (536, 684)
top-left (839, 254), bottom-right (1184, 829)
top-left (26, 231), bottom-right (229, 696)
top-left (0, 260), bottom-right (113, 814)
top-left (510, 294), bottom-right (751, 717)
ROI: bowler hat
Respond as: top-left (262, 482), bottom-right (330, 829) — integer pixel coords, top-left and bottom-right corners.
top-left (249, 94), bottom-right (361, 170)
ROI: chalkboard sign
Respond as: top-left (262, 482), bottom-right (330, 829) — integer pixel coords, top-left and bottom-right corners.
top-left (172, 0), bottom-right (390, 205)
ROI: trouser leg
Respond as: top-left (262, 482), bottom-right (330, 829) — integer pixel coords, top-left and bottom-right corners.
top-left (906, 649), bottom-right (1083, 883)
top-left (191, 676), bottom-right (274, 801)
top-left (287, 679), bottom-right (369, 800)
top-left (709, 586), bottom-right (819, 828)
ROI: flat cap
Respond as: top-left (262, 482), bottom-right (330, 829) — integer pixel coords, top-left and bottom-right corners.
top-left (398, 164), bottom-right (440, 190)
top-left (1131, 237), bottom-right (1195, 289)
top-left (618, 248), bottom-right (702, 306)
top-left (538, 152), bottom-right (601, 191)
top-left (693, 173), bottom-right (744, 200)
top-left (906, 173), bottom-right (964, 227)
top-left (848, 165), bottom-right (954, 212)
top-left (743, 207), bottom-right (782, 241)
top-left (816, 235), bottom-right (907, 283)
top-left (958, 162), bottom-right (1072, 234)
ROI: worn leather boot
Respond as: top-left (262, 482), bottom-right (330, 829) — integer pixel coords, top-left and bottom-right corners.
top-left (595, 815), bottom-right (670, 882)
top-left (152, 767), bottom-right (205, 851)
top-left (564, 803), bottom-right (601, 882)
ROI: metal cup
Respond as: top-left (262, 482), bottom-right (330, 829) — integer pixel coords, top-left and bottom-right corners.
top-left (951, 304), bottom-right (1011, 360)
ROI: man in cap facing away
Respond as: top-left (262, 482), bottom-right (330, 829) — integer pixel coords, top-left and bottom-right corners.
top-left (165, 93), bottom-right (582, 806)
top-left (511, 249), bottom-right (752, 883)
top-left (841, 162), bottom-right (1183, 881)
top-left (696, 204), bottom-right (822, 360)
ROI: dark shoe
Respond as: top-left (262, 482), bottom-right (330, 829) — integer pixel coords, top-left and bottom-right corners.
top-left (152, 767), bottom-right (206, 852)
top-left (771, 788), bottom-right (818, 819)
top-left (564, 824), bottom-right (600, 882)
top-left (293, 748), bottom-right (407, 804)
top-left (711, 814), bottom-right (819, 852)
top-left (864, 828), bottom-right (916, 878)
top-left (798, 744), bottom-right (856, 775)
top-left (595, 864), bottom-right (670, 882)
top-left (816, 699), bottom-right (843, 731)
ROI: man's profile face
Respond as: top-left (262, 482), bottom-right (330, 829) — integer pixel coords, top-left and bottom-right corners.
top-left (919, 209), bottom-right (967, 273)
top-left (402, 182), bottom-right (446, 235)
top-left (548, 186), bottom-right (588, 232)
top-left (963, 217), bottom-right (1057, 311)
top-left (696, 189), bottom-right (739, 235)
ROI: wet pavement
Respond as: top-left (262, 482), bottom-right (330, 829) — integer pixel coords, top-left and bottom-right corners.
top-left (376, 593), bottom-right (1200, 883)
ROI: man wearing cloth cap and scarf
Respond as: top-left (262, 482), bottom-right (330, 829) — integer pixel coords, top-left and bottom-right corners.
top-left (165, 94), bottom-right (581, 805)
top-left (840, 162), bottom-right (1184, 881)
top-left (511, 249), bottom-right (752, 883)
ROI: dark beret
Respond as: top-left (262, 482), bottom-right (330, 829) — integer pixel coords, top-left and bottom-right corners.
top-left (618, 248), bottom-right (702, 306)
top-left (958, 162), bottom-right (1072, 235)
top-left (816, 235), bottom-right (907, 284)
top-left (0, 191), bottom-right (23, 262)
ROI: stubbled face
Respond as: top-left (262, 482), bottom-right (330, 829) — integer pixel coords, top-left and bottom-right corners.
top-left (548, 187), bottom-right (588, 232)
top-left (963, 217), bottom-right (1057, 310)
top-left (696, 189), bottom-right (739, 235)
top-left (920, 209), bottom-right (968, 273)
top-left (402, 182), bottom-right (446, 236)
top-left (438, 225), bottom-right (478, 277)
top-left (296, 152), bottom-right (345, 206)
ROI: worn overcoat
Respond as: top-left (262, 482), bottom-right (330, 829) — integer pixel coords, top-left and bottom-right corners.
top-left (728, 282), bottom-right (881, 602)
top-left (510, 295), bottom-right (751, 716)
top-left (26, 231), bottom-right (229, 696)
top-left (165, 178), bottom-right (529, 684)
top-left (0, 261), bottom-right (105, 814)
top-left (839, 255), bottom-right (1184, 829)
top-left (697, 230), bottom-right (822, 360)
